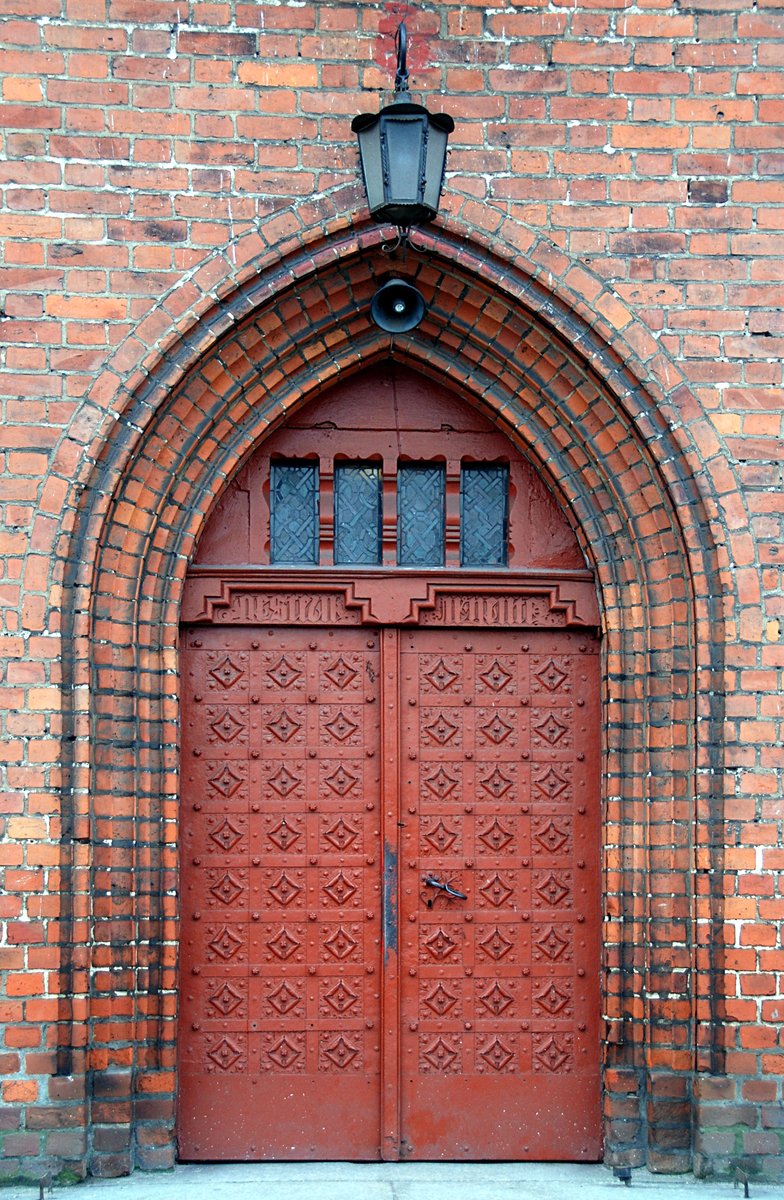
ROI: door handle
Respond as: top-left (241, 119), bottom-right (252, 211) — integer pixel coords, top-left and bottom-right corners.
top-left (423, 876), bottom-right (467, 902)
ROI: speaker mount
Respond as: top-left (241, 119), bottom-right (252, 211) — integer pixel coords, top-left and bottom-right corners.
top-left (370, 278), bottom-right (426, 333)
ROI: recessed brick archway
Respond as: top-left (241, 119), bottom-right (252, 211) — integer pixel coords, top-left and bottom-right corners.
top-left (55, 218), bottom-right (731, 1177)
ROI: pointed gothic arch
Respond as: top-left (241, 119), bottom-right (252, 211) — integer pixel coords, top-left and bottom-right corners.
top-left (55, 216), bottom-right (732, 1174)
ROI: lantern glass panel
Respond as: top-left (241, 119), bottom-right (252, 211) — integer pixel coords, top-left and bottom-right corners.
top-left (383, 113), bottom-right (426, 205)
top-left (357, 124), bottom-right (384, 214)
top-left (423, 123), bottom-right (449, 213)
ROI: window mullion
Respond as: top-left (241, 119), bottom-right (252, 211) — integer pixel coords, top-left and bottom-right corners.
top-left (444, 459), bottom-right (461, 568)
top-left (382, 457), bottom-right (397, 566)
top-left (319, 457), bottom-right (334, 566)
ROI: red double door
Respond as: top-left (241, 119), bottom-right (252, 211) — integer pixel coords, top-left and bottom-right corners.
top-left (178, 620), bottom-right (601, 1161)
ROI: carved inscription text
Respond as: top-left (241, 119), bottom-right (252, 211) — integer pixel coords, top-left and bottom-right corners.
top-left (419, 595), bottom-right (566, 628)
top-left (212, 590), bottom-right (360, 626)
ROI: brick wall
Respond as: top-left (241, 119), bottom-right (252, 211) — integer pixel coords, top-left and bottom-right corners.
top-left (0, 0), bottom-right (782, 1184)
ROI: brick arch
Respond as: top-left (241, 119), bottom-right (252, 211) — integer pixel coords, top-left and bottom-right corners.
top-left (57, 219), bottom-right (731, 1176)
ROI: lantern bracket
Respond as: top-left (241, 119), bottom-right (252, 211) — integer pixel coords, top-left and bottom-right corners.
top-left (394, 22), bottom-right (409, 94)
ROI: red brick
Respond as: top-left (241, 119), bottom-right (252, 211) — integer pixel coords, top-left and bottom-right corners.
top-left (0, 1), bottom-right (782, 1184)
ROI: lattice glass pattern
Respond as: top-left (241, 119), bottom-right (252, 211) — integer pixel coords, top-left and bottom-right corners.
top-left (398, 464), bottom-right (445, 567)
top-left (334, 464), bottom-right (382, 565)
top-left (270, 462), bottom-right (319, 565)
top-left (460, 464), bottom-right (509, 567)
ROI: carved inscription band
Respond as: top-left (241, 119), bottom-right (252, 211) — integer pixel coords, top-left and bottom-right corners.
top-left (185, 577), bottom-right (599, 630)
top-left (420, 595), bottom-right (565, 628)
top-left (213, 591), bottom-right (357, 626)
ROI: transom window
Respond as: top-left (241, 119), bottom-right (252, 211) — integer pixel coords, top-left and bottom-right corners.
top-left (270, 458), bottom-right (509, 568)
top-left (335, 463), bottom-right (383, 565)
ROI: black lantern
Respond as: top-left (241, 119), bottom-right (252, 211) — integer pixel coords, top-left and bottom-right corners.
top-left (352, 24), bottom-right (454, 228)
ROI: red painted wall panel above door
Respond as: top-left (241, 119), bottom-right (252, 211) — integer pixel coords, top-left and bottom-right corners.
top-left (192, 365), bottom-right (586, 573)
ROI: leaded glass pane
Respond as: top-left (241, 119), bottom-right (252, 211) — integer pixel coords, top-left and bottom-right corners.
top-left (398, 464), bottom-right (445, 567)
top-left (460, 464), bottom-right (509, 567)
top-left (270, 461), bottom-right (318, 565)
top-left (334, 463), bottom-right (382, 565)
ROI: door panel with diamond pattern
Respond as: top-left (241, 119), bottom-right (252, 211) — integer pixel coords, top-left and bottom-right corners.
top-left (178, 627), bottom-right (383, 1159)
top-left (178, 621), bottom-right (600, 1161)
top-left (398, 628), bottom-right (601, 1160)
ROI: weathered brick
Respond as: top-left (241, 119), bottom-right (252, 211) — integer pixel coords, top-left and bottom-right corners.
top-left (0, 0), bottom-right (782, 1185)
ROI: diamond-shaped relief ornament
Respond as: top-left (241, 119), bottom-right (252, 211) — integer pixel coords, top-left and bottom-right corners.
top-left (266, 710), bottom-right (302, 743)
top-left (478, 818), bottom-right (514, 853)
top-left (424, 927), bottom-right (458, 961)
top-left (534, 1035), bottom-right (569, 1073)
top-left (534, 766), bottom-right (569, 800)
top-left (479, 872), bottom-right (513, 908)
top-left (534, 659), bottom-right (568, 692)
top-left (534, 819), bottom-right (569, 854)
top-left (479, 767), bottom-right (513, 799)
top-left (535, 872), bottom-right (570, 907)
top-left (209, 655), bottom-right (244, 690)
top-left (536, 925), bottom-right (569, 961)
top-left (478, 926), bottom-right (514, 961)
top-left (323, 871), bottom-right (358, 906)
top-left (267, 817), bottom-right (301, 852)
top-left (267, 927), bottom-right (301, 960)
top-left (534, 713), bottom-right (568, 745)
top-left (323, 817), bottom-right (359, 851)
top-left (324, 710), bottom-right (359, 742)
top-left (323, 656), bottom-right (358, 689)
top-left (266, 656), bottom-right (302, 689)
top-left (267, 1035), bottom-right (302, 1070)
top-left (210, 872), bottom-right (244, 906)
top-left (209, 708), bottom-right (245, 743)
top-left (479, 981), bottom-right (514, 1016)
top-left (268, 765), bottom-right (300, 797)
top-left (423, 766), bottom-right (458, 799)
top-left (208, 764), bottom-right (243, 798)
top-left (209, 818), bottom-right (244, 852)
top-left (479, 713), bottom-right (514, 744)
top-left (325, 764), bottom-right (358, 797)
top-left (323, 1035), bottom-right (359, 1070)
top-left (267, 980), bottom-right (301, 1015)
top-left (424, 658), bottom-right (460, 691)
top-left (324, 926), bottom-right (357, 960)
top-left (208, 926), bottom-right (243, 961)
top-left (208, 982), bottom-right (244, 1016)
top-left (323, 980), bottom-right (358, 1014)
top-left (267, 872), bottom-right (302, 907)
top-left (424, 819), bottom-right (458, 853)
top-left (423, 714), bottom-right (459, 745)
top-left (479, 659), bottom-right (513, 692)
top-left (422, 1037), bottom-right (458, 1071)
top-left (207, 1036), bottom-right (242, 1071)
top-left (535, 981), bottom-right (571, 1015)
top-left (480, 1037), bottom-right (514, 1072)
top-left (424, 982), bottom-right (458, 1017)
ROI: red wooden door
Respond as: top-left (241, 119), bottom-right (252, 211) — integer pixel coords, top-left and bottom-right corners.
top-left (397, 627), bottom-right (601, 1159)
top-left (177, 618), bottom-right (600, 1161)
top-left (178, 626), bottom-right (383, 1159)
